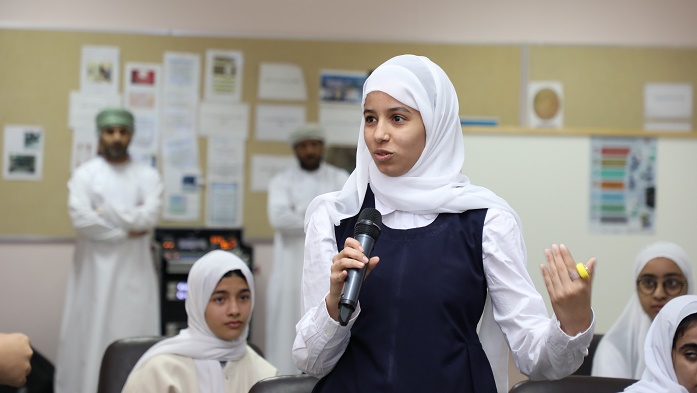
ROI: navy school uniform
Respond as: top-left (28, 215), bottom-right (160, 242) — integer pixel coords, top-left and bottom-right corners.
top-left (313, 186), bottom-right (497, 393)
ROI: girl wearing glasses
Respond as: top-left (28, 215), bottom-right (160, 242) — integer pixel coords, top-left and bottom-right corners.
top-left (592, 241), bottom-right (693, 379)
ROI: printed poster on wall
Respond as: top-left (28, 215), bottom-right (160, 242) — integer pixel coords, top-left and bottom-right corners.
top-left (205, 137), bottom-right (245, 228)
top-left (590, 137), bottom-right (657, 234)
top-left (124, 63), bottom-right (162, 167)
top-left (80, 45), bottom-right (120, 95)
top-left (204, 49), bottom-right (243, 102)
top-left (124, 63), bottom-right (161, 112)
top-left (3, 125), bottom-right (44, 181)
top-left (319, 69), bottom-right (367, 105)
top-left (257, 62), bottom-right (307, 101)
top-left (318, 69), bottom-right (368, 145)
top-left (70, 127), bottom-right (98, 172)
top-left (162, 52), bottom-right (200, 137)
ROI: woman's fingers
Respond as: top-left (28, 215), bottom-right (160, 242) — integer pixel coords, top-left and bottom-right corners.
top-left (330, 237), bottom-right (369, 283)
top-left (540, 262), bottom-right (554, 298)
top-left (586, 257), bottom-right (597, 277)
top-left (560, 243), bottom-right (594, 284)
top-left (541, 244), bottom-right (591, 300)
top-left (553, 244), bottom-right (575, 284)
top-left (364, 256), bottom-right (380, 279)
top-left (545, 244), bottom-right (589, 285)
top-left (543, 246), bottom-right (563, 291)
top-left (540, 244), bottom-right (595, 335)
top-left (342, 237), bottom-right (369, 263)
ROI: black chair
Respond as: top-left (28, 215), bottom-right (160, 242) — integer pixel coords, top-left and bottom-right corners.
top-left (572, 333), bottom-right (604, 376)
top-left (96, 336), bottom-right (164, 393)
top-left (96, 336), bottom-right (265, 393)
top-left (509, 375), bottom-right (637, 393)
top-left (248, 375), bottom-right (320, 393)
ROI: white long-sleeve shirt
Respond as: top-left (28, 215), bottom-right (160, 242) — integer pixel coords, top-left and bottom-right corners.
top-left (293, 206), bottom-right (594, 390)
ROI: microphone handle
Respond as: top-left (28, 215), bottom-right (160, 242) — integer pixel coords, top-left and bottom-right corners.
top-left (338, 233), bottom-right (375, 325)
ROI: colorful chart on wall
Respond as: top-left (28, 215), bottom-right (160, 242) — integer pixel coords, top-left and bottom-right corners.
top-left (589, 137), bottom-right (657, 234)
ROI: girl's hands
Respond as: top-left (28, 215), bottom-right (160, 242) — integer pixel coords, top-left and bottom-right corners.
top-left (325, 237), bottom-right (380, 321)
top-left (541, 244), bottom-right (596, 336)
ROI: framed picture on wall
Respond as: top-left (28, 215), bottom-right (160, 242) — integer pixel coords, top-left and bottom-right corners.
top-left (528, 81), bottom-right (564, 129)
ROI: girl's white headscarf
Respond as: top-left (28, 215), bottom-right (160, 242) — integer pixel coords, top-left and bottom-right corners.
top-left (593, 241), bottom-right (693, 379)
top-left (131, 250), bottom-right (254, 393)
top-left (624, 294), bottom-right (697, 393)
top-left (305, 54), bottom-right (523, 392)
top-left (305, 54), bottom-right (521, 227)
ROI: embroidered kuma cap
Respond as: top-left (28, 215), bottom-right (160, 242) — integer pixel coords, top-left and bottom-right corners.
top-left (96, 108), bottom-right (134, 133)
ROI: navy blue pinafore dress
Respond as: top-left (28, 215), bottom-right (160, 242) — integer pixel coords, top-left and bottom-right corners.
top-left (312, 186), bottom-right (497, 393)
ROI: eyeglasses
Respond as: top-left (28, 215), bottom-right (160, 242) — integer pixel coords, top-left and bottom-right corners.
top-left (636, 278), bottom-right (686, 296)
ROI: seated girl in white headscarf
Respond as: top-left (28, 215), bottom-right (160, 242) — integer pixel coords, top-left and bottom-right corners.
top-left (592, 241), bottom-right (692, 379)
top-left (122, 250), bottom-right (277, 393)
top-left (623, 294), bottom-right (697, 393)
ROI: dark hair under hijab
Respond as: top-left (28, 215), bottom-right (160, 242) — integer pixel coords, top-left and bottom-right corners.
top-left (673, 312), bottom-right (697, 349)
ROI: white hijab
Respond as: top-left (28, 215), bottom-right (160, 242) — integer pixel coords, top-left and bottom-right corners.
top-left (305, 54), bottom-right (521, 227)
top-left (131, 250), bottom-right (254, 393)
top-left (304, 54), bottom-right (523, 393)
top-left (592, 241), bottom-right (692, 379)
top-left (624, 295), bottom-right (697, 393)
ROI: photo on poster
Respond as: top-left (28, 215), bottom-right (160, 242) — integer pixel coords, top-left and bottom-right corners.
top-left (125, 63), bottom-right (161, 111)
top-left (131, 67), bottom-right (156, 86)
top-left (320, 70), bottom-right (369, 105)
top-left (24, 131), bottom-right (42, 150)
top-left (80, 46), bottom-right (120, 94)
top-left (205, 49), bottom-right (243, 101)
top-left (182, 174), bottom-right (198, 192)
top-left (9, 155), bottom-right (36, 175)
top-left (3, 125), bottom-right (44, 181)
top-left (88, 62), bottom-right (112, 84)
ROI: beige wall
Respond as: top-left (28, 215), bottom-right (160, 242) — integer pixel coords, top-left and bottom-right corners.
top-left (1, 0), bottom-right (696, 47)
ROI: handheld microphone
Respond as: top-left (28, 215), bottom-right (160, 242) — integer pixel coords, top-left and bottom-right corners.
top-left (338, 208), bottom-right (382, 326)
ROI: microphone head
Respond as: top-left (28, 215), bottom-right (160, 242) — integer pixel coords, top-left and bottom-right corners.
top-left (354, 208), bottom-right (382, 239)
